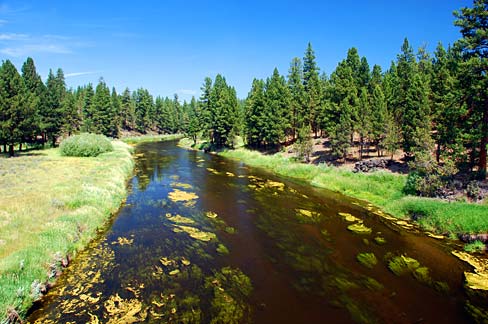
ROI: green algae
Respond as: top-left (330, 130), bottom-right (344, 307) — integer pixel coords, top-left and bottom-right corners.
top-left (173, 225), bottom-right (217, 242)
top-left (388, 255), bottom-right (420, 276)
top-left (374, 237), bottom-right (386, 245)
top-left (216, 244), bottom-right (229, 255)
top-left (356, 253), bottom-right (378, 269)
top-left (347, 222), bottom-right (372, 235)
top-left (165, 213), bottom-right (195, 225)
top-left (338, 212), bottom-right (360, 222)
top-left (362, 277), bottom-right (384, 291)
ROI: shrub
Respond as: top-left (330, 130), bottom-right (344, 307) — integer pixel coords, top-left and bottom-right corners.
top-left (60, 133), bottom-right (113, 157)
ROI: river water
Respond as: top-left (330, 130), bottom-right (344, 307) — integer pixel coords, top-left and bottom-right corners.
top-left (27, 140), bottom-right (473, 323)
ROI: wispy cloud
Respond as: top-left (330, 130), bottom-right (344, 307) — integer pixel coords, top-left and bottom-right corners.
top-left (0, 4), bottom-right (31, 15)
top-left (0, 19), bottom-right (8, 26)
top-left (0, 32), bottom-right (87, 57)
top-left (0, 33), bottom-right (28, 40)
top-left (65, 71), bottom-right (101, 78)
top-left (0, 44), bottom-right (71, 56)
top-left (177, 89), bottom-right (197, 96)
top-left (112, 32), bottom-right (140, 39)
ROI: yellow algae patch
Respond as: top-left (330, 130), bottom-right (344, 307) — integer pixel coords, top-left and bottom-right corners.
top-left (173, 225), bottom-right (216, 242)
top-left (181, 257), bottom-right (191, 266)
top-left (296, 209), bottom-right (313, 217)
top-left (206, 167), bottom-right (220, 175)
top-left (169, 269), bottom-right (180, 276)
top-left (248, 175), bottom-right (263, 181)
top-left (104, 294), bottom-right (147, 324)
top-left (238, 175), bottom-right (246, 178)
top-left (265, 180), bottom-right (285, 190)
top-left (452, 251), bottom-right (488, 291)
top-left (160, 257), bottom-right (175, 266)
top-left (170, 182), bottom-right (193, 190)
top-left (169, 175), bottom-right (180, 180)
top-left (165, 213), bottom-right (195, 224)
top-left (396, 220), bottom-right (414, 228)
top-left (196, 159), bottom-right (205, 162)
top-left (225, 172), bottom-right (236, 177)
top-left (338, 212), bottom-right (360, 222)
top-left (427, 232), bottom-right (445, 239)
top-left (168, 189), bottom-right (198, 202)
top-left (347, 222), bottom-right (372, 235)
top-left (206, 211), bottom-right (218, 219)
top-left (112, 237), bottom-right (134, 246)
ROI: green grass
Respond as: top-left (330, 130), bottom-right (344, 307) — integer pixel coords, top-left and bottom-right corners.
top-left (0, 141), bottom-right (134, 319)
top-left (121, 133), bottom-right (183, 145)
top-left (464, 240), bottom-right (486, 253)
top-left (218, 147), bottom-right (488, 235)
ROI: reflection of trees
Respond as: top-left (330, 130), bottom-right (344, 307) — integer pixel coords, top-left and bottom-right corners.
top-left (134, 143), bottom-right (175, 191)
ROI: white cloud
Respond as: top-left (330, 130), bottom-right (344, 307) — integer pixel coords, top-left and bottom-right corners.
top-left (0, 33), bottom-right (28, 40)
top-left (65, 71), bottom-right (101, 78)
top-left (0, 44), bottom-right (71, 57)
top-left (0, 19), bottom-right (8, 26)
top-left (177, 89), bottom-right (197, 95)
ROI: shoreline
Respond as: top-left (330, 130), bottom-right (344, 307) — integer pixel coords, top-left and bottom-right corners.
top-left (178, 138), bottom-right (488, 238)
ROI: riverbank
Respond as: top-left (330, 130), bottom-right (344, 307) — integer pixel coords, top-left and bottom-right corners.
top-left (0, 141), bottom-right (134, 319)
top-left (178, 138), bottom-right (488, 236)
top-left (121, 133), bottom-right (184, 145)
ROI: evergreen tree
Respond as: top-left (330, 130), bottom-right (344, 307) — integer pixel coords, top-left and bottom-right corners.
top-left (120, 88), bottom-right (136, 131)
top-left (0, 60), bottom-right (32, 156)
top-left (199, 77), bottom-right (213, 140)
top-left (454, 0), bottom-right (488, 177)
top-left (186, 96), bottom-right (200, 145)
top-left (208, 74), bottom-right (238, 147)
top-left (370, 84), bottom-right (388, 156)
top-left (303, 43), bottom-right (322, 137)
top-left (110, 87), bottom-right (121, 137)
top-left (21, 57), bottom-right (44, 143)
top-left (357, 87), bottom-right (372, 159)
top-left (92, 78), bottom-right (114, 137)
top-left (431, 43), bottom-right (465, 162)
top-left (133, 88), bottom-right (153, 133)
top-left (62, 90), bottom-right (80, 136)
top-left (263, 68), bottom-right (291, 147)
top-left (288, 57), bottom-right (306, 138)
top-left (43, 68), bottom-right (66, 146)
top-left (81, 84), bottom-right (95, 132)
top-left (245, 78), bottom-right (266, 147)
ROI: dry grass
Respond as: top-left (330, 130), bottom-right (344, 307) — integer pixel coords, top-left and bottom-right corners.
top-left (0, 141), bottom-right (134, 318)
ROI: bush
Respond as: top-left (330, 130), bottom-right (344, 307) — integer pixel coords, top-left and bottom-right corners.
top-left (60, 133), bottom-right (113, 157)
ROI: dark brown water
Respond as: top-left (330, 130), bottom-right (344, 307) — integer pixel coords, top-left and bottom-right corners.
top-left (27, 140), bottom-right (474, 323)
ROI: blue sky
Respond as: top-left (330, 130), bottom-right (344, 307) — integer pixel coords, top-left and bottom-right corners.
top-left (0, 1), bottom-right (472, 101)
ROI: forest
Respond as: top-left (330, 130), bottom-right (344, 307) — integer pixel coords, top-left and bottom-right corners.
top-left (0, 0), bottom-right (486, 186)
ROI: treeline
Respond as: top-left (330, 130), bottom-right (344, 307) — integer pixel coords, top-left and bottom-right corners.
top-left (197, 0), bottom-right (487, 178)
top-left (0, 58), bottom-right (196, 156)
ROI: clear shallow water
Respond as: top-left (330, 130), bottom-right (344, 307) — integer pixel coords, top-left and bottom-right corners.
top-left (27, 140), bottom-right (473, 323)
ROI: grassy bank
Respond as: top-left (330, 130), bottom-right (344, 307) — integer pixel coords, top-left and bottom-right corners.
top-left (0, 141), bottom-right (134, 318)
top-left (218, 148), bottom-right (488, 235)
top-left (121, 133), bottom-right (183, 145)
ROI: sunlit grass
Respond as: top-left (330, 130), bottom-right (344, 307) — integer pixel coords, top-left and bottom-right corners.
top-left (219, 148), bottom-right (488, 234)
top-left (0, 141), bottom-right (134, 318)
top-left (121, 133), bottom-right (183, 145)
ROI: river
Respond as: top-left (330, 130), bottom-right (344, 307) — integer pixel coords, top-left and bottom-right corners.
top-left (27, 140), bottom-right (473, 323)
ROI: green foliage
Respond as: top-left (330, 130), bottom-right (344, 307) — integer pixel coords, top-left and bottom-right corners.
top-left (60, 133), bottom-right (113, 157)
top-left (294, 125), bottom-right (313, 162)
top-left (464, 240), bottom-right (486, 253)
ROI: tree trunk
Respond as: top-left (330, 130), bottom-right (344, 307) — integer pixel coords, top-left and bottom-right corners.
top-left (52, 136), bottom-right (56, 148)
top-left (3, 144), bottom-right (6, 153)
top-left (19, 143), bottom-right (22, 152)
top-left (436, 141), bottom-right (441, 163)
top-left (479, 101), bottom-right (488, 178)
top-left (8, 145), bottom-right (14, 157)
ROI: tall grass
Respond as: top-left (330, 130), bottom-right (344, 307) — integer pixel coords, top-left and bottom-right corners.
top-left (0, 141), bottom-right (134, 318)
top-left (220, 148), bottom-right (488, 234)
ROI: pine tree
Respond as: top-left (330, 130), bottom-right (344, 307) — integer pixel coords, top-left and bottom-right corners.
top-left (43, 68), bottom-right (66, 146)
top-left (21, 57), bottom-right (44, 144)
top-left (62, 90), bottom-right (80, 136)
top-left (92, 78), bottom-right (114, 137)
top-left (199, 77), bottom-right (213, 140)
top-left (120, 88), bottom-right (135, 131)
top-left (208, 75), bottom-right (238, 147)
top-left (186, 96), bottom-right (200, 145)
top-left (263, 68), bottom-right (291, 147)
top-left (431, 43), bottom-right (465, 162)
top-left (454, 0), bottom-right (488, 177)
top-left (357, 87), bottom-right (372, 159)
top-left (110, 87), bottom-right (120, 137)
top-left (370, 84), bottom-right (388, 156)
top-left (288, 57), bottom-right (306, 138)
top-left (81, 84), bottom-right (95, 133)
top-left (303, 43), bottom-right (322, 137)
top-left (133, 88), bottom-right (153, 133)
top-left (245, 78), bottom-right (266, 147)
